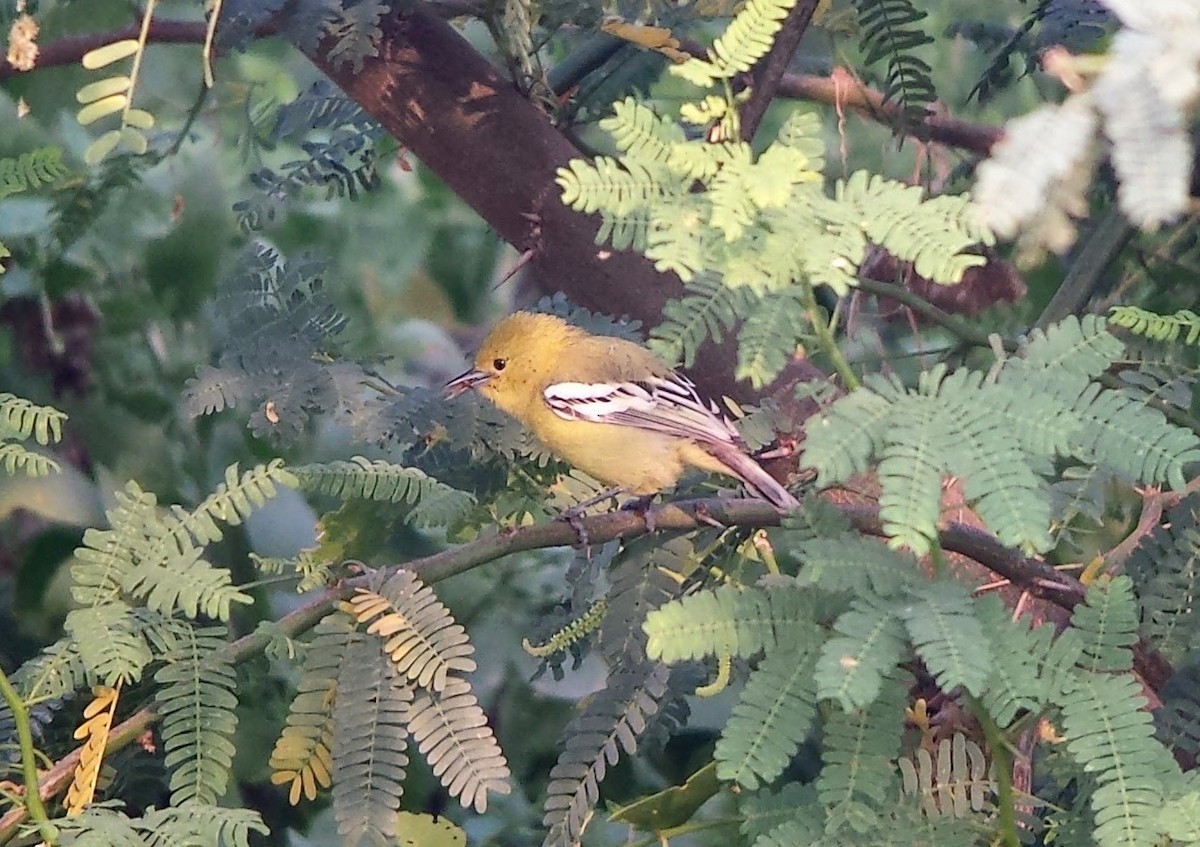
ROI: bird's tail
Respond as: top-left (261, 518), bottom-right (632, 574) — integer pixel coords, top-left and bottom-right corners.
top-left (707, 444), bottom-right (800, 511)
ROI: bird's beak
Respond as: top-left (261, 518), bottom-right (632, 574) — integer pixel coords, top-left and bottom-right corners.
top-left (444, 368), bottom-right (491, 399)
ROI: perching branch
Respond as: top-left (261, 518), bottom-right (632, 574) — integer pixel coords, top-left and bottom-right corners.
top-left (0, 493), bottom-right (1113, 842)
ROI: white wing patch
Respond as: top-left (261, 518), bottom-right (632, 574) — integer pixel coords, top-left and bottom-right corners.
top-left (544, 374), bottom-right (742, 446)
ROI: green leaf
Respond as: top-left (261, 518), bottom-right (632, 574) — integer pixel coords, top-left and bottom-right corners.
top-left (715, 633), bottom-right (822, 787)
top-left (643, 584), bottom-right (814, 663)
top-left (76, 76), bottom-right (131, 104)
top-left (816, 594), bottom-right (907, 710)
top-left (900, 581), bottom-right (990, 696)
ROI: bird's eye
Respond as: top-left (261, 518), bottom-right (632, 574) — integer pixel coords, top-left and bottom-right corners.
top-left (493, 358), bottom-right (507, 371)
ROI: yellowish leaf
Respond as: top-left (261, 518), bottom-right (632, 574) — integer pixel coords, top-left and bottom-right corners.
top-left (66, 684), bottom-right (121, 815)
top-left (81, 39), bottom-right (139, 69)
top-left (76, 94), bottom-right (126, 126)
top-left (120, 126), bottom-right (148, 155)
top-left (76, 76), bottom-right (130, 104)
top-left (84, 130), bottom-right (122, 165)
top-left (124, 108), bottom-right (155, 130)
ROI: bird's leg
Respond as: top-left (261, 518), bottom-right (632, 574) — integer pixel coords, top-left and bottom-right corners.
top-left (693, 501), bottom-right (726, 529)
top-left (556, 486), bottom-right (625, 548)
top-left (620, 494), bottom-right (658, 532)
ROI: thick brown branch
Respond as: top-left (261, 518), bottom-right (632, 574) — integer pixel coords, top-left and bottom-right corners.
top-left (739, 0), bottom-right (821, 140)
top-left (297, 4), bottom-right (828, 406)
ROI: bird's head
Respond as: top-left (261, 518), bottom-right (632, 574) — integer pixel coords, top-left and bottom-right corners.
top-left (444, 311), bottom-right (581, 414)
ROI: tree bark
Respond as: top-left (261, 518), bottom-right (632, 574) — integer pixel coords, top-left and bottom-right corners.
top-left (302, 5), bottom-right (826, 406)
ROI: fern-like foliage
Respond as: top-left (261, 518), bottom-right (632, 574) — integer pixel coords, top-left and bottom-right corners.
top-left (291, 456), bottom-right (476, 530)
top-left (154, 625), bottom-right (238, 806)
top-left (62, 461), bottom-right (292, 686)
top-left (406, 677), bottom-right (512, 813)
top-left (1109, 305), bottom-right (1200, 346)
top-left (0, 148), bottom-right (70, 200)
top-left (235, 79), bottom-right (383, 230)
top-left (1054, 576), bottom-right (1181, 847)
top-left (183, 244), bottom-right (363, 444)
top-left (599, 534), bottom-right (697, 663)
top-left (817, 674), bottom-right (907, 834)
top-left (332, 629), bottom-right (412, 847)
top-left (714, 630), bottom-right (823, 788)
top-left (643, 582), bottom-right (815, 663)
top-left (803, 315), bottom-right (1200, 554)
top-left (270, 613), bottom-right (353, 805)
top-left (816, 590), bottom-right (908, 710)
top-left (900, 580), bottom-right (991, 697)
top-left (739, 782), bottom-right (824, 845)
top-left (542, 662), bottom-right (674, 847)
top-left (670, 0), bottom-right (800, 88)
top-left (957, 0), bottom-right (1111, 104)
top-left (560, 96), bottom-right (986, 383)
top-left (14, 638), bottom-right (92, 705)
top-left (852, 0), bottom-right (935, 122)
top-left (1127, 495), bottom-right (1200, 663)
top-left (66, 684), bottom-right (122, 814)
top-left (347, 570), bottom-right (477, 692)
top-left (898, 734), bottom-right (993, 818)
top-left (75, 462), bottom-right (292, 616)
top-left (0, 392), bottom-right (67, 476)
top-left (0, 147), bottom-right (69, 275)
top-left (648, 273), bottom-right (755, 368)
top-left (58, 804), bottom-right (269, 847)
top-left (76, 29), bottom-right (158, 164)
top-left (323, 0), bottom-right (386, 72)
top-left (974, 594), bottom-right (1082, 727)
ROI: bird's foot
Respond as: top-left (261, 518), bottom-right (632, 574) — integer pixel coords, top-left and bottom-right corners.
top-left (620, 494), bottom-right (658, 532)
top-left (555, 486), bottom-right (624, 548)
top-left (565, 511), bottom-right (590, 549)
top-left (693, 502), bottom-right (726, 529)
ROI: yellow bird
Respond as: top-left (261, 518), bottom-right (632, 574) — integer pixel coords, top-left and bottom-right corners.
top-left (444, 312), bottom-right (798, 510)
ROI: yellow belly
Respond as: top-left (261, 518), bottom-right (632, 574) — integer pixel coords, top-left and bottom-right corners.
top-left (530, 413), bottom-right (688, 495)
top-left (520, 396), bottom-right (749, 496)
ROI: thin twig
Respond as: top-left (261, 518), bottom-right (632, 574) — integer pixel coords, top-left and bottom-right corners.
top-left (854, 276), bottom-right (1012, 351)
top-left (856, 277), bottom-right (1200, 438)
top-left (0, 0), bottom-right (482, 80)
top-left (802, 280), bottom-right (860, 389)
top-left (1034, 207), bottom-right (1134, 330)
top-left (738, 0), bottom-right (821, 141)
top-left (776, 69), bottom-right (1004, 154)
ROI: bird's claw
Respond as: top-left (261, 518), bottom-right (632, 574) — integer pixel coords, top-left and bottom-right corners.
top-left (620, 494), bottom-right (657, 532)
top-left (555, 503), bottom-right (594, 549)
top-left (694, 503), bottom-right (726, 529)
top-left (566, 511), bottom-right (590, 549)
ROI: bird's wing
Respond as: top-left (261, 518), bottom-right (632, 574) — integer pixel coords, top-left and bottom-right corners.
top-left (543, 373), bottom-right (742, 447)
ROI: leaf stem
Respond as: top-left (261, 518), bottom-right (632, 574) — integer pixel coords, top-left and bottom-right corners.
top-left (0, 666), bottom-right (57, 844)
top-left (121, 0), bottom-right (157, 128)
top-left (968, 694), bottom-right (1019, 847)
top-left (802, 281), bottom-right (859, 389)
